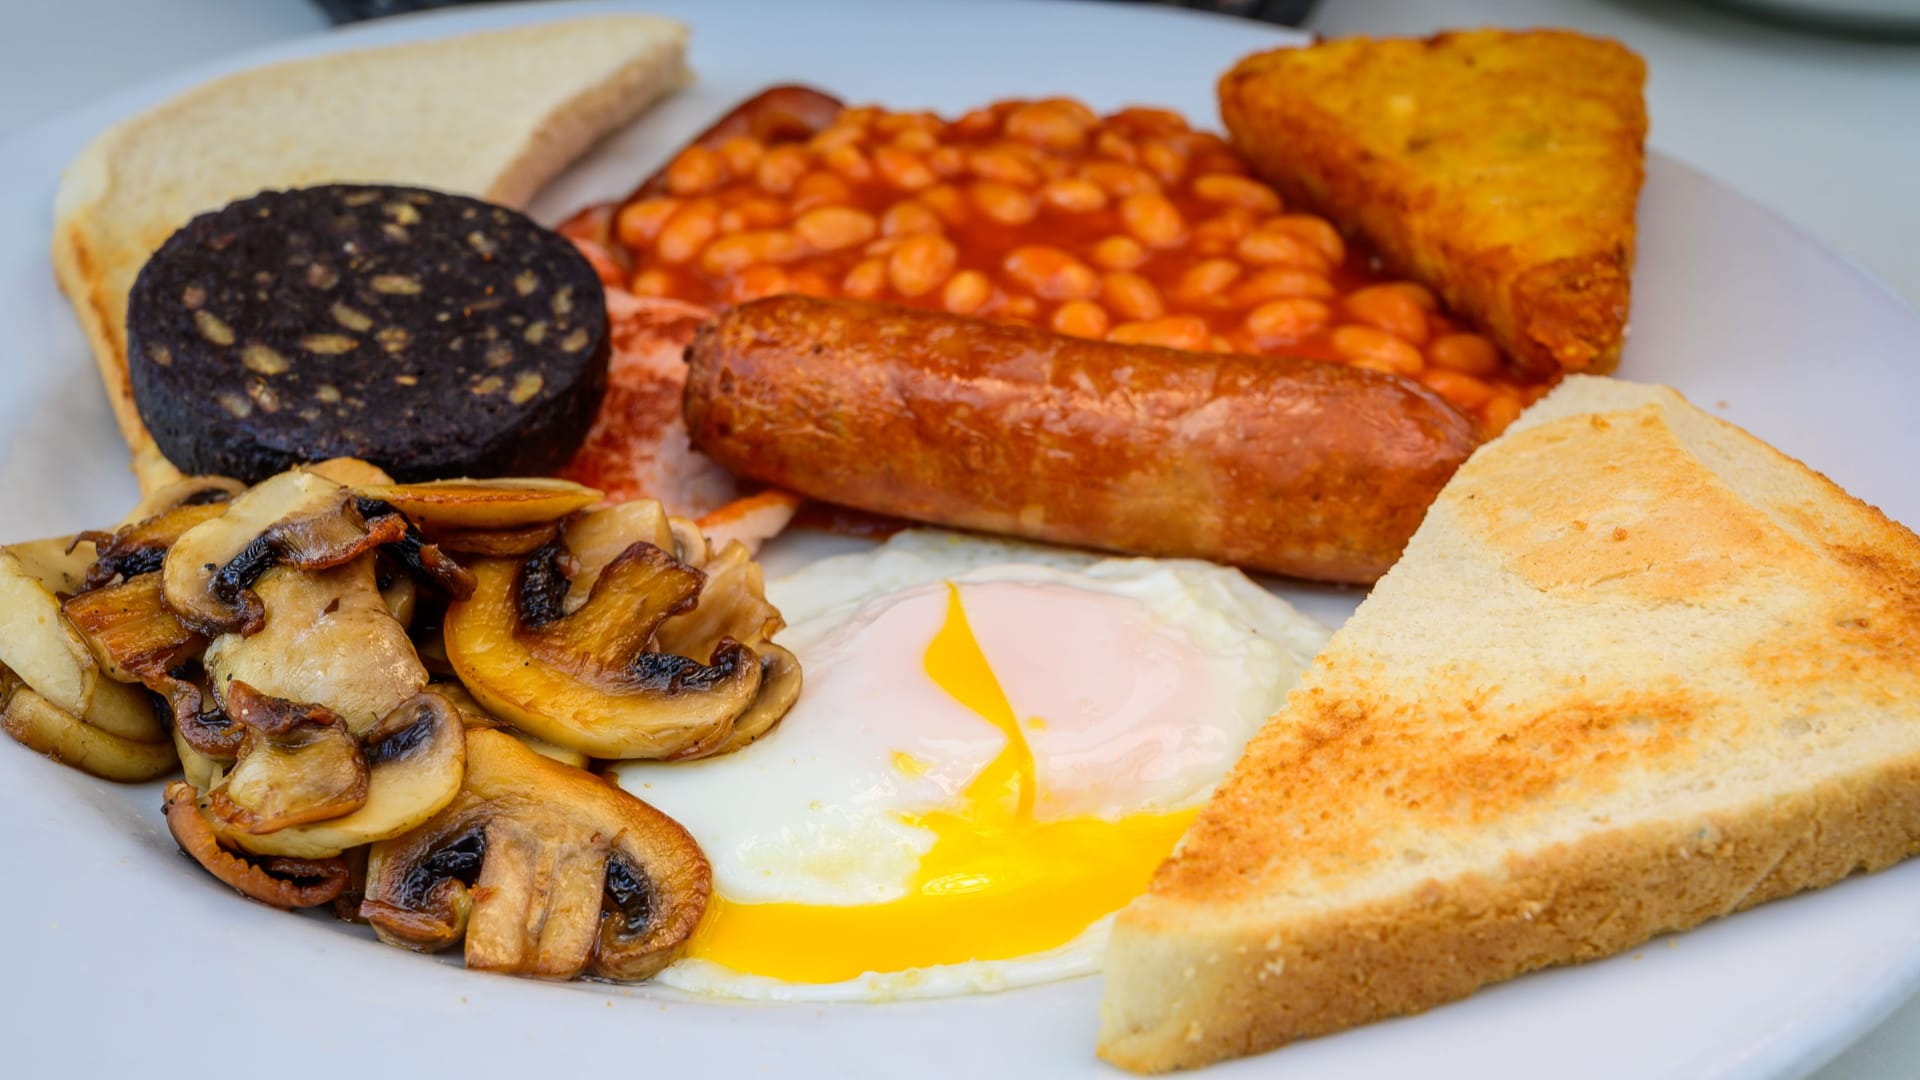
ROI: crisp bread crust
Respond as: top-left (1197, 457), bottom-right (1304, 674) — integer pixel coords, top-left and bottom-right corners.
top-left (126, 185), bottom-right (608, 483)
top-left (1097, 377), bottom-right (1920, 1072)
top-left (1218, 30), bottom-right (1647, 376)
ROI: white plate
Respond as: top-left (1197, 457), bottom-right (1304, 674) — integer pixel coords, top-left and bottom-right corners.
top-left (2, 2), bottom-right (1917, 1077)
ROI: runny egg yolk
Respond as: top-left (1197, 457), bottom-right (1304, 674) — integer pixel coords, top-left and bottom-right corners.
top-left (684, 583), bottom-right (1197, 984)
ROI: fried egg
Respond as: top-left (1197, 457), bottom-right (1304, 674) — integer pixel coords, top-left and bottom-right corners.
top-left (612, 531), bottom-right (1328, 1001)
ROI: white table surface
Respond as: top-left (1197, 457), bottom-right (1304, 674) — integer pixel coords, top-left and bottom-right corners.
top-left (0, 1), bottom-right (1914, 1077)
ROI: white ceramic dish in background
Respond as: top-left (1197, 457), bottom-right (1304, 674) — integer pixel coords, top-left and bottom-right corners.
top-left (1, 2), bottom-right (1916, 1078)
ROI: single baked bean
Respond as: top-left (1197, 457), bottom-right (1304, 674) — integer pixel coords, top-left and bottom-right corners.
top-left (791, 173), bottom-right (853, 213)
top-left (1110, 106), bottom-right (1188, 134)
top-left (1094, 131), bottom-right (1139, 163)
top-left (874, 146), bottom-right (937, 191)
top-left (795, 206), bottom-right (879, 252)
top-left (1191, 173), bottom-right (1282, 214)
top-left (970, 148), bottom-right (1041, 187)
top-left (919, 184), bottom-right (971, 225)
top-left (787, 269), bottom-right (835, 297)
top-left (1237, 227), bottom-right (1330, 270)
top-left (655, 202), bottom-right (719, 264)
top-left (665, 145), bottom-right (727, 196)
top-left (1481, 393), bottom-right (1525, 432)
top-left (729, 266), bottom-right (791, 303)
top-left (843, 258), bottom-right (888, 299)
top-left (1040, 178), bottom-right (1108, 214)
top-left (1051, 300), bottom-right (1111, 339)
top-left (881, 200), bottom-right (944, 237)
top-left (1260, 215), bottom-right (1346, 265)
top-left (1004, 245), bottom-right (1099, 301)
top-left (700, 229), bottom-right (802, 275)
top-left (1427, 332), bottom-right (1502, 377)
top-left (1345, 284), bottom-right (1430, 346)
top-left (838, 105), bottom-right (881, 128)
top-left (1173, 259), bottom-right (1243, 305)
top-left (806, 124), bottom-right (864, 154)
top-left (972, 181), bottom-right (1039, 225)
top-left (1102, 272), bottom-right (1164, 321)
top-left (755, 146), bottom-right (811, 195)
top-left (1140, 139), bottom-right (1188, 185)
top-left (736, 198), bottom-right (790, 229)
top-left (893, 128), bottom-right (939, 153)
top-left (1245, 298), bottom-right (1332, 341)
top-left (1388, 281), bottom-right (1438, 311)
top-left (1082, 161), bottom-right (1160, 198)
top-left (1005, 101), bottom-right (1093, 150)
top-left (717, 208), bottom-right (747, 235)
top-left (1230, 268), bottom-right (1335, 306)
top-left (1120, 193), bottom-right (1186, 248)
top-left (628, 268), bottom-right (673, 297)
top-left (1419, 369), bottom-right (1494, 411)
top-left (943, 270), bottom-right (992, 315)
top-left (717, 136), bottom-right (766, 179)
top-left (1109, 315), bottom-right (1210, 351)
top-left (1332, 325), bottom-right (1423, 375)
top-left (875, 110), bottom-right (940, 135)
top-left (825, 145), bottom-right (874, 184)
top-left (888, 234), bottom-right (959, 296)
top-left (950, 107), bottom-right (999, 139)
top-left (1005, 295), bottom-right (1040, 318)
top-left (1090, 235), bottom-right (1149, 271)
top-left (616, 197), bottom-right (680, 248)
top-left (928, 146), bottom-right (966, 177)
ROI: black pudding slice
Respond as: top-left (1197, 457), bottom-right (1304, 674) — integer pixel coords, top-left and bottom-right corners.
top-left (127, 184), bottom-right (610, 483)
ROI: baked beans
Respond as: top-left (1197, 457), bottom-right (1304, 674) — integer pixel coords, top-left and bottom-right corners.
top-left (586, 96), bottom-right (1551, 432)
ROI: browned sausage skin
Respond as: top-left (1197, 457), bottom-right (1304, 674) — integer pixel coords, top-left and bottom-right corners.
top-left (683, 296), bottom-right (1482, 584)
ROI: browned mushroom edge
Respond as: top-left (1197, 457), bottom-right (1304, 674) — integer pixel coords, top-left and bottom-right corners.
top-left (162, 781), bottom-right (349, 909)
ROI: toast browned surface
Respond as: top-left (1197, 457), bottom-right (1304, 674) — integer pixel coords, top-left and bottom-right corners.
top-left (1219, 30), bottom-right (1647, 376)
top-left (50, 15), bottom-right (689, 493)
top-left (1097, 376), bottom-right (1920, 1072)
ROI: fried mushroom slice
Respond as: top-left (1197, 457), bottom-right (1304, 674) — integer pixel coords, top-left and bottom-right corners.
top-left (354, 478), bottom-right (602, 532)
top-left (653, 540), bottom-right (784, 660)
top-left (63, 572), bottom-right (206, 686)
top-left (216, 691), bottom-right (467, 860)
top-left (205, 558), bottom-right (427, 734)
top-left (162, 468), bottom-right (408, 636)
top-left (163, 782), bottom-right (348, 909)
top-left (433, 680), bottom-right (590, 768)
top-left (555, 499), bottom-right (674, 613)
top-left (1, 666), bottom-right (177, 782)
top-left (688, 643), bottom-right (803, 759)
top-left (443, 543), bottom-right (763, 759)
top-left (207, 681), bottom-right (367, 835)
top-left (362, 728), bottom-right (708, 980)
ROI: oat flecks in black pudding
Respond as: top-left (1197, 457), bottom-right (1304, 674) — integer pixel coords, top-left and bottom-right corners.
top-left (126, 185), bottom-right (610, 483)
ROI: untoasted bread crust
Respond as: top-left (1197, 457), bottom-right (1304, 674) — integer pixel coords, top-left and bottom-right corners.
top-left (1098, 377), bottom-right (1920, 1071)
top-left (50, 15), bottom-right (688, 493)
top-left (1219, 30), bottom-right (1646, 376)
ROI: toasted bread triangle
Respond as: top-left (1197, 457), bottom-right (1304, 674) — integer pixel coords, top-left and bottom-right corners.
top-left (50, 15), bottom-right (689, 493)
top-left (1219, 30), bottom-right (1647, 376)
top-left (1099, 376), bottom-right (1920, 1072)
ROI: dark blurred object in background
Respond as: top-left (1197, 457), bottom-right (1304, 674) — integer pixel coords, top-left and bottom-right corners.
top-left (313, 0), bottom-right (1320, 26)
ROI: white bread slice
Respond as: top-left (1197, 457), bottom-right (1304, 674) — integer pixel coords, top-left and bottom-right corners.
top-left (1099, 375), bottom-right (1920, 1072)
top-left (51, 14), bottom-right (690, 493)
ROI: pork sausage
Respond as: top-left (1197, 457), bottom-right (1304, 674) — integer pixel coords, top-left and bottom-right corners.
top-left (683, 296), bottom-right (1482, 584)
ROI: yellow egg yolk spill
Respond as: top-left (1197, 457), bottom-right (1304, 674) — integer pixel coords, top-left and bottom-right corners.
top-left (685, 583), bottom-right (1197, 983)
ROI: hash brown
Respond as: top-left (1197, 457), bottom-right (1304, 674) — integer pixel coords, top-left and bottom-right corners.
top-left (1219, 30), bottom-right (1647, 376)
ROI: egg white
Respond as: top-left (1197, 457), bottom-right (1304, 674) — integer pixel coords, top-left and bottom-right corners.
top-left (615, 530), bottom-right (1329, 1001)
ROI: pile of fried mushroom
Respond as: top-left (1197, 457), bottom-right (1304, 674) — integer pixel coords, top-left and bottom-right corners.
top-left (0, 459), bottom-right (800, 982)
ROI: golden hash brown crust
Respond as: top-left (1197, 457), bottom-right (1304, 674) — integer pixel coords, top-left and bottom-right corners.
top-left (1218, 30), bottom-right (1647, 375)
